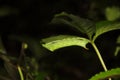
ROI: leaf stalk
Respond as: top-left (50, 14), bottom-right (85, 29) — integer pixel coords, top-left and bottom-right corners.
top-left (91, 42), bottom-right (111, 80)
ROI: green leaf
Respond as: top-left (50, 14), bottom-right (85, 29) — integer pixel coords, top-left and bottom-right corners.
top-left (105, 6), bottom-right (120, 21)
top-left (114, 36), bottom-right (120, 56)
top-left (89, 68), bottom-right (120, 80)
top-left (41, 35), bottom-right (90, 51)
top-left (51, 12), bottom-right (95, 39)
top-left (93, 21), bottom-right (120, 41)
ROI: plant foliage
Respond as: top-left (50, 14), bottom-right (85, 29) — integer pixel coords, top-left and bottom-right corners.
top-left (105, 6), bottom-right (120, 21)
top-left (43, 12), bottom-right (120, 51)
top-left (0, 8), bottom-right (120, 80)
top-left (51, 12), bottom-right (95, 39)
top-left (93, 21), bottom-right (120, 41)
top-left (41, 12), bottom-right (120, 80)
top-left (89, 68), bottom-right (120, 80)
top-left (41, 35), bottom-right (90, 51)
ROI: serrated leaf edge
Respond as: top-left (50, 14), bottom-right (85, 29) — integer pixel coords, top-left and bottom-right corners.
top-left (89, 68), bottom-right (120, 80)
top-left (42, 35), bottom-right (90, 51)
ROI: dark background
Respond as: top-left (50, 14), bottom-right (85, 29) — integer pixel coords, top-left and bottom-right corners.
top-left (0, 0), bottom-right (120, 80)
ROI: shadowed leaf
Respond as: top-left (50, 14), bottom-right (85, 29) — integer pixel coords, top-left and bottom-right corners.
top-left (93, 21), bottom-right (120, 41)
top-left (105, 6), bottom-right (120, 21)
top-left (51, 12), bottom-right (95, 39)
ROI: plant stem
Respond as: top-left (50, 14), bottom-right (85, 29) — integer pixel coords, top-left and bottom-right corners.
top-left (17, 65), bottom-right (24, 80)
top-left (91, 42), bottom-right (112, 80)
top-left (91, 42), bottom-right (108, 71)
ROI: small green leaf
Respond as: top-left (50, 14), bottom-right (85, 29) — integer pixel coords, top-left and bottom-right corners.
top-left (51, 12), bottom-right (95, 39)
top-left (105, 6), bottom-right (120, 21)
top-left (114, 36), bottom-right (120, 56)
top-left (89, 68), bottom-right (120, 80)
top-left (93, 21), bottom-right (120, 41)
top-left (41, 35), bottom-right (90, 51)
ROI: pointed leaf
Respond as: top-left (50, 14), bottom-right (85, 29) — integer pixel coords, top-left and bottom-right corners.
top-left (51, 12), bottom-right (95, 39)
top-left (93, 21), bottom-right (120, 41)
top-left (89, 68), bottom-right (120, 80)
top-left (41, 35), bottom-right (90, 51)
